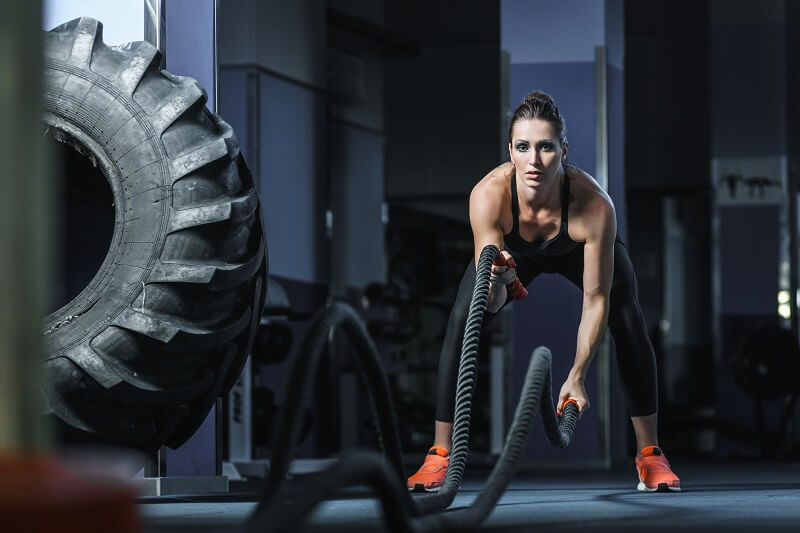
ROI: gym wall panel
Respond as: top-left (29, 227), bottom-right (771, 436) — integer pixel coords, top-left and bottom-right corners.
top-left (383, 0), bottom-right (502, 224)
top-left (384, 44), bottom-right (502, 222)
top-left (165, 0), bottom-right (216, 110)
top-left (500, 0), bottom-right (605, 65)
top-left (329, 52), bottom-right (384, 134)
top-left (258, 74), bottom-right (329, 286)
top-left (719, 206), bottom-right (780, 316)
top-left (218, 0), bottom-right (330, 310)
top-left (329, 122), bottom-right (386, 296)
top-left (217, 70), bottom-right (250, 161)
top-left (219, 66), bottom-right (329, 303)
top-left (710, 23), bottom-right (786, 158)
top-left (217, 0), bottom-right (327, 90)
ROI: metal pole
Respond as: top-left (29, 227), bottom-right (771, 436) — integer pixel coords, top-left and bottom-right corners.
top-left (594, 45), bottom-right (611, 469)
top-left (144, 0), bottom-right (166, 65)
top-left (0, 0), bottom-right (51, 451)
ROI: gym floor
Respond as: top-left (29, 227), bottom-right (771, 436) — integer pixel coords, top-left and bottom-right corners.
top-left (140, 459), bottom-right (800, 532)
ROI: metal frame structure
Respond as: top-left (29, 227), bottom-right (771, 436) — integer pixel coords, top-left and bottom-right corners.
top-left (594, 45), bottom-right (612, 469)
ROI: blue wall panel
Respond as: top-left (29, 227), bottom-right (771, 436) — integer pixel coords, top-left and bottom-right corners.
top-left (218, 69), bottom-right (249, 161)
top-left (719, 205), bottom-right (779, 315)
top-left (162, 0), bottom-right (218, 476)
top-left (329, 121), bottom-right (386, 293)
top-left (509, 62), bottom-right (596, 173)
top-left (259, 74), bottom-right (328, 286)
top-left (166, 0), bottom-right (216, 110)
top-left (711, 23), bottom-right (786, 157)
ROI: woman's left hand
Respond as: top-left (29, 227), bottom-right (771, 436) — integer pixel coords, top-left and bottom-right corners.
top-left (557, 375), bottom-right (590, 417)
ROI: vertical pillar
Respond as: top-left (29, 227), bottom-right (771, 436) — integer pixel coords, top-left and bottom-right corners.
top-left (593, 44), bottom-right (612, 468)
top-left (787, 0), bottom-right (800, 453)
top-left (0, 0), bottom-right (50, 452)
top-left (159, 0), bottom-right (221, 478)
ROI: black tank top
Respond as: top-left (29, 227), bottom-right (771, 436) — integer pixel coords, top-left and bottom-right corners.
top-left (503, 168), bottom-right (583, 259)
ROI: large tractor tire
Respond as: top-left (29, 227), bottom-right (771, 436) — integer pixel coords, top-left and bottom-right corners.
top-left (41, 17), bottom-right (267, 452)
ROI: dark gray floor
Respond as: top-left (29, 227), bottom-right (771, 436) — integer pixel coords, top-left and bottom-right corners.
top-left (141, 460), bottom-right (800, 532)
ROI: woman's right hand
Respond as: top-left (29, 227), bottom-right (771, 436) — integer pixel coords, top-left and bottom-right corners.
top-left (487, 250), bottom-right (516, 313)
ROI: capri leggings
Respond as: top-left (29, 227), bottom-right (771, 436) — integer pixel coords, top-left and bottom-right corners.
top-left (434, 239), bottom-right (658, 421)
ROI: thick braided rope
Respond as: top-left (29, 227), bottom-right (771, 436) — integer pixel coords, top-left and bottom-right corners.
top-left (446, 245), bottom-right (498, 488)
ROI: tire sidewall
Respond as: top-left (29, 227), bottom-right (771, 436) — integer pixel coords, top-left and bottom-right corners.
top-left (41, 60), bottom-right (169, 352)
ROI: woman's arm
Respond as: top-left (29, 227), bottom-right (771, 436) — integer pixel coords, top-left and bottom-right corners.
top-left (558, 197), bottom-right (616, 414)
top-left (469, 182), bottom-right (510, 313)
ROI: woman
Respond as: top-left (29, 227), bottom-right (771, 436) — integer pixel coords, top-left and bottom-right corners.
top-left (407, 91), bottom-right (680, 493)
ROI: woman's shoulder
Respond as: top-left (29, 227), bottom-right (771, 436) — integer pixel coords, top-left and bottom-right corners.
top-left (472, 162), bottom-right (513, 197)
top-left (567, 165), bottom-right (614, 210)
top-left (566, 166), bottom-right (616, 238)
top-left (469, 162), bottom-right (513, 221)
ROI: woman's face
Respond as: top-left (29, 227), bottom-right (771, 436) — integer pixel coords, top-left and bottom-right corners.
top-left (508, 118), bottom-right (567, 189)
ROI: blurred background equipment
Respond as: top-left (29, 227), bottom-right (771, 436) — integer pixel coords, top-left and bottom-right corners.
top-left (734, 324), bottom-right (800, 457)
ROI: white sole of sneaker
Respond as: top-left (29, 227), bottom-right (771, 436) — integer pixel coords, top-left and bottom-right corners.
top-left (409, 483), bottom-right (441, 493)
top-left (637, 481), bottom-right (681, 492)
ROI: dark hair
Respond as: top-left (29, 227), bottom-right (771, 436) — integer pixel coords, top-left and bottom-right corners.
top-left (507, 90), bottom-right (567, 147)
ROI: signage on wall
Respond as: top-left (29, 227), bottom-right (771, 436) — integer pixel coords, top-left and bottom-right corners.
top-left (712, 157), bottom-right (786, 206)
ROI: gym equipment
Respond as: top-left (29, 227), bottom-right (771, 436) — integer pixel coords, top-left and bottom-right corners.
top-left (735, 324), bottom-right (800, 456)
top-left (247, 245), bottom-right (579, 531)
top-left (41, 17), bottom-right (267, 452)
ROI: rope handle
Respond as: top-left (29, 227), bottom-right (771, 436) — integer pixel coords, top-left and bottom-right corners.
top-left (558, 398), bottom-right (579, 417)
top-left (492, 254), bottom-right (528, 300)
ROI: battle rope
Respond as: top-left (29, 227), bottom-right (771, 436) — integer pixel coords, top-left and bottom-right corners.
top-left (247, 245), bottom-right (579, 531)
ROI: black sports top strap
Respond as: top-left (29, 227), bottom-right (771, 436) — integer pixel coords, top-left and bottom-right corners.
top-left (503, 165), bottom-right (582, 258)
top-left (510, 171), bottom-right (520, 231)
top-left (560, 167), bottom-right (570, 228)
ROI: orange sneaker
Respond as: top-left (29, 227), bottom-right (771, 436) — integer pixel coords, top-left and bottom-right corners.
top-left (635, 446), bottom-right (681, 492)
top-left (407, 446), bottom-right (449, 492)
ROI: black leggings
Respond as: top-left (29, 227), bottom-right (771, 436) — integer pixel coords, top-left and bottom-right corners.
top-left (435, 240), bottom-right (658, 421)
